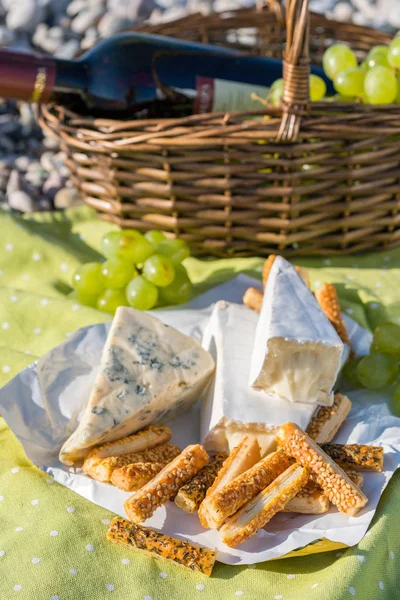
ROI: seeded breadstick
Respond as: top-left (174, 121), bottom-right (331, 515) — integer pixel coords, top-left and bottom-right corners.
top-left (107, 517), bottom-right (216, 576)
top-left (283, 479), bottom-right (330, 514)
top-left (262, 254), bottom-right (277, 287)
top-left (174, 453), bottom-right (227, 513)
top-left (283, 468), bottom-right (364, 514)
top-left (199, 436), bottom-right (261, 529)
top-left (321, 443), bottom-right (384, 472)
top-left (243, 287), bottom-right (263, 312)
top-left (200, 451), bottom-right (291, 529)
top-left (124, 445), bottom-right (209, 523)
top-left (277, 423), bottom-right (368, 516)
top-left (82, 425), bottom-right (172, 472)
top-left (83, 444), bottom-right (181, 483)
top-left (306, 393), bottom-right (352, 444)
top-left (221, 464), bottom-right (308, 547)
top-left (315, 283), bottom-right (351, 348)
top-left (111, 463), bottom-right (168, 491)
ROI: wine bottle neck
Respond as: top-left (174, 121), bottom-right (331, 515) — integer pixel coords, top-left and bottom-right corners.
top-left (0, 50), bottom-right (86, 104)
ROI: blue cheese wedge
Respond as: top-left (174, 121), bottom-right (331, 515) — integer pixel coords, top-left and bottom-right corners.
top-left (59, 307), bottom-right (215, 465)
top-left (249, 256), bottom-right (344, 406)
top-left (200, 301), bottom-right (315, 457)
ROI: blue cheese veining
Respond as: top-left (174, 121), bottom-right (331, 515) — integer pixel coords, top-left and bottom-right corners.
top-left (59, 307), bottom-right (215, 464)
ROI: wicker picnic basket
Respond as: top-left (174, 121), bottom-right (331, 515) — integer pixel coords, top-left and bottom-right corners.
top-left (38, 0), bottom-right (400, 257)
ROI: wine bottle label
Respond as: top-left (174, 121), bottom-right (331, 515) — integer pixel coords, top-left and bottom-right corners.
top-left (194, 77), bottom-right (270, 114)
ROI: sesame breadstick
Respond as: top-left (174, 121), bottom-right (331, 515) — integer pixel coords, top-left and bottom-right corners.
top-left (82, 425), bottom-right (172, 472)
top-left (283, 479), bottom-right (330, 514)
top-left (200, 451), bottom-right (291, 529)
top-left (321, 443), bottom-right (384, 472)
top-left (220, 464), bottom-right (308, 547)
top-left (83, 444), bottom-right (181, 483)
top-left (306, 393), bottom-right (352, 444)
top-left (315, 283), bottom-right (351, 348)
top-left (262, 254), bottom-right (277, 287)
top-left (174, 453), bottom-right (227, 514)
top-left (283, 468), bottom-right (364, 514)
top-left (198, 436), bottom-right (261, 529)
top-left (276, 422), bottom-right (368, 516)
top-left (124, 445), bottom-right (209, 523)
top-left (243, 288), bottom-right (263, 312)
top-left (107, 517), bottom-right (216, 577)
top-left (111, 463), bottom-right (168, 492)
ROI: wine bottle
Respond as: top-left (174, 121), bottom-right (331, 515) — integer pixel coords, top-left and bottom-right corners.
top-left (0, 32), bottom-right (332, 118)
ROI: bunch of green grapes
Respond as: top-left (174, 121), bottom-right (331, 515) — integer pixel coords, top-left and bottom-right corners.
top-left (268, 35), bottom-right (400, 106)
top-left (323, 38), bottom-right (400, 104)
top-left (71, 229), bottom-right (193, 313)
top-left (343, 322), bottom-right (400, 416)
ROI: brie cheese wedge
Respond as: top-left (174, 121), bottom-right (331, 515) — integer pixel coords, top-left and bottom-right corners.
top-left (200, 301), bottom-right (315, 456)
top-left (249, 257), bottom-right (343, 406)
top-left (60, 307), bottom-right (215, 464)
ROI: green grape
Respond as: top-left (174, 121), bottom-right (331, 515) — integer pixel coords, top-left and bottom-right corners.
top-left (126, 275), bottom-right (158, 310)
top-left (322, 44), bottom-right (357, 80)
top-left (144, 230), bottom-right (167, 248)
top-left (388, 37), bottom-right (400, 69)
top-left (366, 53), bottom-right (390, 69)
top-left (368, 45), bottom-right (389, 58)
top-left (142, 254), bottom-right (175, 287)
top-left (356, 352), bottom-right (399, 389)
top-left (69, 289), bottom-right (99, 308)
top-left (359, 61), bottom-right (369, 72)
top-left (396, 78), bottom-right (400, 104)
top-left (100, 230), bottom-right (153, 264)
top-left (391, 380), bottom-right (400, 417)
top-left (101, 258), bottom-right (136, 290)
top-left (364, 66), bottom-right (398, 104)
top-left (269, 78), bottom-right (284, 104)
top-left (334, 68), bottom-right (365, 97)
top-left (342, 357), bottom-right (363, 387)
top-left (100, 231), bottom-right (123, 259)
top-left (97, 288), bottom-right (128, 314)
top-left (72, 262), bottom-right (105, 296)
top-left (309, 75), bottom-right (327, 101)
top-left (159, 264), bottom-right (193, 306)
top-left (371, 322), bottom-right (400, 359)
top-left (156, 239), bottom-right (190, 265)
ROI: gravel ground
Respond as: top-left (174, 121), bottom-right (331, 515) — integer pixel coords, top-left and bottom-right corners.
top-left (0, 0), bottom-right (397, 214)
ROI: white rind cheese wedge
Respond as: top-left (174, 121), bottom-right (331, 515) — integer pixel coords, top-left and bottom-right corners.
top-left (59, 307), bottom-right (215, 465)
top-left (200, 301), bottom-right (315, 456)
top-left (249, 257), bottom-right (344, 406)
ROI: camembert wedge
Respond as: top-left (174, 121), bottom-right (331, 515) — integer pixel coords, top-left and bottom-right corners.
top-left (250, 257), bottom-right (344, 406)
top-left (59, 307), bottom-right (215, 465)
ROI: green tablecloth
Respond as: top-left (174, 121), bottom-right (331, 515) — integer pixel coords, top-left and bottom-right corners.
top-left (0, 206), bottom-right (399, 600)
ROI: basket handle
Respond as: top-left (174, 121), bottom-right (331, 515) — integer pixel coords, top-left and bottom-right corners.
top-left (277, 0), bottom-right (310, 142)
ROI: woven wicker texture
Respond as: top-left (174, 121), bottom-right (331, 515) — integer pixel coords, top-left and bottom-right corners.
top-left (39, 0), bottom-right (399, 257)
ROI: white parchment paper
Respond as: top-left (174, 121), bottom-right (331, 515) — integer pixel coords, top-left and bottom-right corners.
top-left (0, 275), bottom-right (399, 565)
